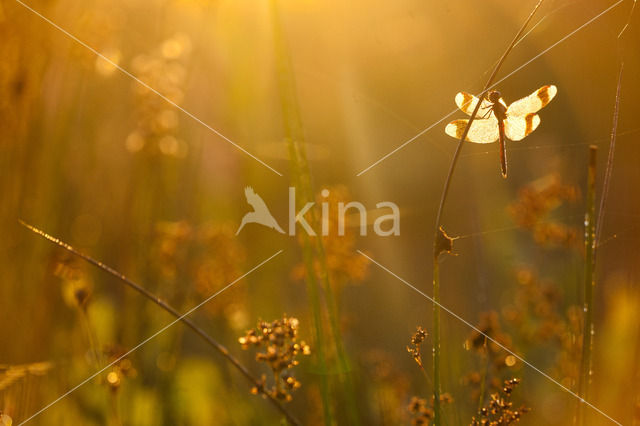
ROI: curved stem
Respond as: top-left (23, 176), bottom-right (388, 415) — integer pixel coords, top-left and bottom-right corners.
top-left (433, 0), bottom-right (546, 231)
top-left (431, 2), bottom-right (545, 424)
top-left (19, 220), bottom-right (302, 426)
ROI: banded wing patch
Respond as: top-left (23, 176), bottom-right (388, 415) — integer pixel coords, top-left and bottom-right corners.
top-left (506, 85), bottom-right (557, 117)
top-left (504, 113), bottom-right (541, 141)
top-left (445, 118), bottom-right (500, 144)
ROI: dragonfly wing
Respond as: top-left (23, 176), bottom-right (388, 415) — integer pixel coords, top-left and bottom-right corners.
top-left (507, 85), bottom-right (557, 117)
top-left (504, 113), bottom-right (541, 141)
top-left (445, 118), bottom-right (500, 143)
top-left (455, 92), bottom-right (495, 117)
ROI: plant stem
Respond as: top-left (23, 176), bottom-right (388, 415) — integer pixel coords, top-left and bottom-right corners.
top-left (268, 2), bottom-right (337, 424)
top-left (314, 235), bottom-right (360, 425)
top-left (577, 146), bottom-right (597, 425)
top-left (18, 220), bottom-right (302, 426)
top-left (576, 3), bottom-right (632, 422)
top-left (299, 232), bottom-right (334, 425)
top-left (77, 304), bottom-right (103, 369)
top-left (432, 258), bottom-right (442, 423)
top-left (595, 63), bottom-right (623, 255)
top-left (477, 344), bottom-right (490, 414)
top-left (430, 3), bottom-right (545, 423)
top-left (269, 2), bottom-right (361, 424)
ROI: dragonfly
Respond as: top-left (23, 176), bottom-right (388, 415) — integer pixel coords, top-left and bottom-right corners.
top-left (445, 85), bottom-right (557, 178)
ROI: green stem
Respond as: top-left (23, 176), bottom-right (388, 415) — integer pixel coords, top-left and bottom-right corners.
top-left (314, 238), bottom-right (360, 425)
top-left (77, 304), bottom-right (103, 369)
top-left (575, 7), bottom-right (632, 422)
top-left (477, 345), bottom-right (490, 414)
top-left (78, 300), bottom-right (123, 426)
top-left (300, 231), bottom-right (334, 425)
top-left (577, 147), bottom-right (597, 424)
top-left (269, 2), bottom-right (343, 424)
top-left (432, 259), bottom-right (441, 424)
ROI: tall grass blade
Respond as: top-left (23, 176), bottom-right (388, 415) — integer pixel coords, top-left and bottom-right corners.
top-left (269, 2), bottom-right (360, 424)
top-left (577, 146), bottom-right (597, 425)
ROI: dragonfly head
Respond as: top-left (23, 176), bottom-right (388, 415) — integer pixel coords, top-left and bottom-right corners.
top-left (488, 90), bottom-right (501, 103)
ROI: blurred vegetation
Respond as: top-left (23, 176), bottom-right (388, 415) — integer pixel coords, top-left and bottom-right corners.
top-left (1, 0), bottom-right (639, 425)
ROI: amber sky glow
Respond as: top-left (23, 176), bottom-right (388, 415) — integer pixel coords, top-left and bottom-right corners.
top-left (1, 0), bottom-right (638, 425)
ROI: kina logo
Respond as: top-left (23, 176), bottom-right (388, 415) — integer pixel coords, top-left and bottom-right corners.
top-left (236, 186), bottom-right (400, 237)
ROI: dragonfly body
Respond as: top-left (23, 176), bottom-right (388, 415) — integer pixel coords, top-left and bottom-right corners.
top-left (445, 85), bottom-right (557, 178)
top-left (487, 90), bottom-right (508, 177)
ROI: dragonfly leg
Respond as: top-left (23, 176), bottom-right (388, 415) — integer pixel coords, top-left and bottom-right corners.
top-left (479, 105), bottom-right (493, 119)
